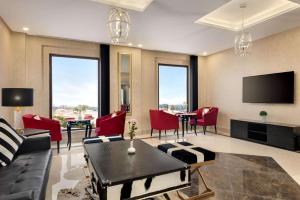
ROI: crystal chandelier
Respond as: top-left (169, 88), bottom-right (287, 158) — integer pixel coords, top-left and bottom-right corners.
top-left (234, 3), bottom-right (252, 56)
top-left (107, 7), bottom-right (130, 44)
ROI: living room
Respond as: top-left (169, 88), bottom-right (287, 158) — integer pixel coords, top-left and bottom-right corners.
top-left (1, 0), bottom-right (300, 200)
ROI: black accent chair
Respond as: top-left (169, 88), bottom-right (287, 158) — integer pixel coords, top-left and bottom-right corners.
top-left (0, 136), bottom-right (52, 200)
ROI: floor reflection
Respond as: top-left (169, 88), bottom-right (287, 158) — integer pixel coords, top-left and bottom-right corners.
top-left (46, 147), bottom-right (85, 200)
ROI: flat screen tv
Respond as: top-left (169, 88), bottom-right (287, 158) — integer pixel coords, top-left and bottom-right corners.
top-left (243, 71), bottom-right (294, 103)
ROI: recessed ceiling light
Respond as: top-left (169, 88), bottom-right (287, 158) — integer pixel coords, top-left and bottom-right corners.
top-left (128, 43), bottom-right (133, 46)
top-left (22, 27), bottom-right (29, 32)
top-left (195, 0), bottom-right (300, 31)
top-left (138, 44), bottom-right (143, 48)
top-left (203, 52), bottom-right (208, 56)
top-left (90, 0), bottom-right (153, 12)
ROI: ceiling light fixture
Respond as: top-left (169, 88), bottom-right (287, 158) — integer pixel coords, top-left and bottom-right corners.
top-left (234, 3), bottom-right (252, 57)
top-left (138, 44), bottom-right (142, 48)
top-left (128, 43), bottom-right (133, 46)
top-left (202, 52), bottom-right (208, 56)
top-left (22, 27), bottom-right (29, 32)
top-left (107, 7), bottom-right (130, 44)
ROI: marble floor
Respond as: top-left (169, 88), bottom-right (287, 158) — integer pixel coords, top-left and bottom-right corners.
top-left (46, 132), bottom-right (300, 200)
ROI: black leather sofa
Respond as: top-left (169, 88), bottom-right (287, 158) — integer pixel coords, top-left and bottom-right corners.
top-left (0, 136), bottom-right (52, 200)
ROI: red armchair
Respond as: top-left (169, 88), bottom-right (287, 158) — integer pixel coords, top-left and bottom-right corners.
top-left (149, 109), bottom-right (179, 139)
top-left (22, 114), bottom-right (62, 152)
top-left (95, 111), bottom-right (126, 138)
top-left (189, 107), bottom-right (219, 134)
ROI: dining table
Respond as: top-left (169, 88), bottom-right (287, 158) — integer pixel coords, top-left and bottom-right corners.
top-left (176, 112), bottom-right (198, 137)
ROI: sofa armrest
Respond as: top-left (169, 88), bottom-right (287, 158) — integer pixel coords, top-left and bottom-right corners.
top-left (0, 190), bottom-right (34, 200)
top-left (17, 136), bottom-right (51, 155)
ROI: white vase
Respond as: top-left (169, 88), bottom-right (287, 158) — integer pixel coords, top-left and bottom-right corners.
top-left (128, 140), bottom-right (136, 154)
top-left (261, 115), bottom-right (267, 123)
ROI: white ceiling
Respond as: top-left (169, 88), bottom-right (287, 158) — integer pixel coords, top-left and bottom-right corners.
top-left (196, 0), bottom-right (300, 31)
top-left (1, 0), bottom-right (300, 55)
top-left (89, 0), bottom-right (154, 12)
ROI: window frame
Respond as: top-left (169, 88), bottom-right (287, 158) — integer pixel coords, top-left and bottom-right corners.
top-left (49, 54), bottom-right (100, 119)
top-left (157, 63), bottom-right (189, 112)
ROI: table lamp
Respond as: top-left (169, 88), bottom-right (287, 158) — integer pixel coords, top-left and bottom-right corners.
top-left (1, 88), bottom-right (33, 129)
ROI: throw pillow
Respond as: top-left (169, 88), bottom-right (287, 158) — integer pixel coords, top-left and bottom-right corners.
top-left (0, 118), bottom-right (25, 167)
top-left (202, 108), bottom-right (210, 118)
top-left (33, 115), bottom-right (41, 120)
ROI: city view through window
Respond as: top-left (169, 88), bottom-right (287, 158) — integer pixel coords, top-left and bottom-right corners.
top-left (159, 65), bottom-right (188, 113)
top-left (51, 56), bottom-right (99, 127)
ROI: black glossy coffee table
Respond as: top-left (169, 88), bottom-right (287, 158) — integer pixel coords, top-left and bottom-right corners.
top-left (84, 139), bottom-right (191, 200)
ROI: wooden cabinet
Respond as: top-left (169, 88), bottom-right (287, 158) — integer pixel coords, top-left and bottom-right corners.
top-left (230, 120), bottom-right (248, 139)
top-left (230, 119), bottom-right (300, 151)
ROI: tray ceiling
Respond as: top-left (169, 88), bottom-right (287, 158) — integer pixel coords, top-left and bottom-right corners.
top-left (195, 0), bottom-right (300, 31)
top-left (1, 0), bottom-right (300, 55)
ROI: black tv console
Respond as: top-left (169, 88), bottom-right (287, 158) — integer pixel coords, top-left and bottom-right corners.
top-left (231, 119), bottom-right (300, 151)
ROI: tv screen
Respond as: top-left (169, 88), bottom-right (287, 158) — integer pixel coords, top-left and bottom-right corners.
top-left (243, 71), bottom-right (294, 103)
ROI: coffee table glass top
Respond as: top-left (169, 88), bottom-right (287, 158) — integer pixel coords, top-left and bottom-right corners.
top-left (85, 139), bottom-right (189, 186)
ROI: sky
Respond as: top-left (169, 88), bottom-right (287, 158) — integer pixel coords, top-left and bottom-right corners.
top-left (52, 58), bottom-right (187, 108)
top-left (52, 56), bottom-right (98, 107)
top-left (159, 65), bottom-right (187, 105)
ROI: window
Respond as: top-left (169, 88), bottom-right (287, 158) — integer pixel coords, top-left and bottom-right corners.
top-left (158, 64), bottom-right (188, 112)
top-left (50, 55), bottom-right (99, 128)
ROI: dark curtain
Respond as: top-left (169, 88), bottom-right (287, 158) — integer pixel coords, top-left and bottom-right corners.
top-left (100, 44), bottom-right (110, 116)
top-left (189, 55), bottom-right (198, 111)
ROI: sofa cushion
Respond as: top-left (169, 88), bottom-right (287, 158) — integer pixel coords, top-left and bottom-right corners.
top-left (0, 149), bottom-right (52, 200)
top-left (0, 118), bottom-right (25, 166)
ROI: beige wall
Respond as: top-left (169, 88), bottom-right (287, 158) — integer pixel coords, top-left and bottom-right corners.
top-left (1, 16), bottom-right (191, 134)
top-left (141, 50), bottom-right (190, 132)
top-left (201, 26), bottom-right (300, 135)
top-left (110, 46), bottom-right (142, 132)
top-left (0, 17), bottom-right (12, 121)
top-left (198, 56), bottom-right (207, 107)
top-left (110, 46), bottom-right (190, 133)
top-left (4, 15), bottom-right (299, 137)
top-left (2, 31), bottom-right (100, 122)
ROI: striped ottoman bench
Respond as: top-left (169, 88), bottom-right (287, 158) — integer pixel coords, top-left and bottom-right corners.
top-left (158, 141), bottom-right (215, 199)
top-left (83, 135), bottom-right (124, 163)
top-left (82, 135), bottom-right (124, 144)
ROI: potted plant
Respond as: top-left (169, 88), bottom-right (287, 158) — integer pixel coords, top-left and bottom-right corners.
top-left (127, 119), bottom-right (138, 154)
top-left (259, 111), bottom-right (268, 122)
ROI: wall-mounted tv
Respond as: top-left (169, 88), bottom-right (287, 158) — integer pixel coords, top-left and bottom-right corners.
top-left (243, 71), bottom-right (294, 103)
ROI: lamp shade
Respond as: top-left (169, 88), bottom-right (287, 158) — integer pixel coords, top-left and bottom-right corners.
top-left (1, 88), bottom-right (33, 107)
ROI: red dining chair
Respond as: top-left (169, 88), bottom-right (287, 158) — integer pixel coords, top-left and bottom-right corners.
top-left (22, 114), bottom-right (62, 153)
top-left (189, 107), bottom-right (219, 134)
top-left (149, 109), bottom-right (179, 139)
top-left (95, 111), bottom-right (126, 138)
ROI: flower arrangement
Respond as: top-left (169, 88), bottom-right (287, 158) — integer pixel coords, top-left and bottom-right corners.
top-left (128, 119), bottom-right (138, 154)
top-left (259, 111), bottom-right (267, 122)
top-left (128, 119), bottom-right (138, 140)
